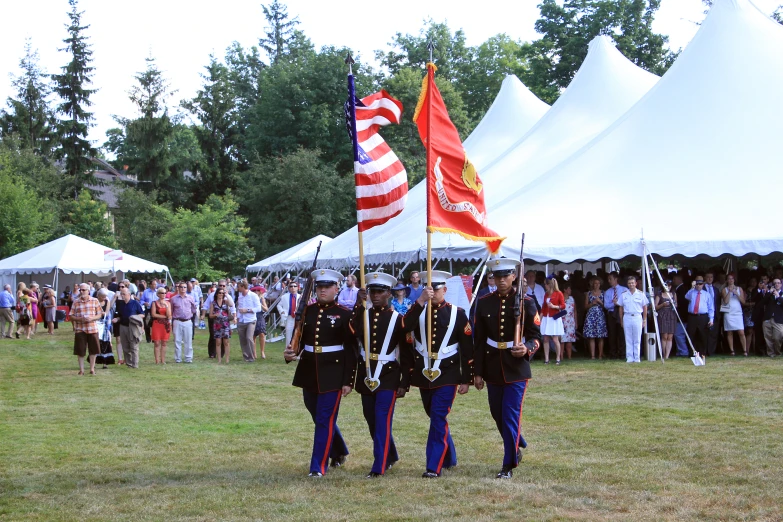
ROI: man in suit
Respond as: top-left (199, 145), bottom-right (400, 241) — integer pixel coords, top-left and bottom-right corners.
top-left (277, 280), bottom-right (302, 347)
top-left (475, 274), bottom-right (497, 299)
top-left (750, 278), bottom-right (768, 356)
top-left (603, 272), bottom-right (628, 359)
top-left (762, 278), bottom-right (783, 357)
top-left (703, 271), bottom-right (721, 355)
top-left (684, 275), bottom-right (714, 356)
top-left (524, 271), bottom-right (545, 311)
top-left (283, 269), bottom-right (357, 477)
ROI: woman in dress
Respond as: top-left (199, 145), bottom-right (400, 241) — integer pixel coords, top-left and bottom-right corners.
top-left (15, 282), bottom-right (28, 339)
top-left (390, 283), bottom-right (413, 315)
top-left (150, 287), bottom-right (171, 364)
top-left (17, 289), bottom-right (33, 339)
top-left (43, 288), bottom-right (58, 334)
top-left (252, 286), bottom-right (268, 360)
top-left (95, 289), bottom-right (116, 368)
top-left (28, 283), bottom-right (40, 335)
top-left (209, 288), bottom-right (232, 363)
top-left (721, 273), bottom-right (747, 356)
top-left (583, 277), bottom-right (608, 359)
top-left (561, 282), bottom-right (577, 360)
top-left (654, 283), bottom-right (677, 359)
top-left (541, 276), bottom-right (565, 365)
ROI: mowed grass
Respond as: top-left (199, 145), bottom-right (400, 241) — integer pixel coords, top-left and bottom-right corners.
top-left (1, 329), bottom-right (782, 521)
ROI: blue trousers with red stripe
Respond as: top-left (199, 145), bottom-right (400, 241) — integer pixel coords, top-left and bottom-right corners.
top-left (302, 389), bottom-right (348, 474)
top-left (487, 381), bottom-right (528, 468)
top-left (419, 386), bottom-right (458, 474)
top-left (361, 390), bottom-right (399, 474)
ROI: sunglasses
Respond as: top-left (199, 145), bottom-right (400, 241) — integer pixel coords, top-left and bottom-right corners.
top-left (177, 285), bottom-right (187, 288)
top-left (118, 285), bottom-right (126, 288)
top-left (79, 289), bottom-right (89, 292)
top-left (218, 285), bottom-right (226, 288)
top-left (695, 282), bottom-right (704, 285)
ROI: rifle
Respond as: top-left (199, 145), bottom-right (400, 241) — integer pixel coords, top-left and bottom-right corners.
top-left (514, 233), bottom-right (526, 349)
top-left (290, 241), bottom-right (323, 355)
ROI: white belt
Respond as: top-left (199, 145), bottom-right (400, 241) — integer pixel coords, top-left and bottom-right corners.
top-left (624, 313), bottom-right (641, 316)
top-left (359, 350), bottom-right (397, 362)
top-left (487, 337), bottom-right (522, 349)
top-left (415, 342), bottom-right (458, 359)
top-left (304, 344), bottom-right (343, 353)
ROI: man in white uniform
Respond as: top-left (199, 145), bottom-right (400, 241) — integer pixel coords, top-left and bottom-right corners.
top-left (616, 275), bottom-right (648, 363)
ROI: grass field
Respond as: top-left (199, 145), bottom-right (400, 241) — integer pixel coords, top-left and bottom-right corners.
top-left (1, 328), bottom-right (782, 521)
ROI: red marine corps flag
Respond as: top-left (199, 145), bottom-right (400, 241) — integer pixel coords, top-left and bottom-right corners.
top-left (413, 62), bottom-right (505, 253)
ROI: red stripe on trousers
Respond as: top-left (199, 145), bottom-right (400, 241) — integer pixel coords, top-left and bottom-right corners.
top-left (320, 394), bottom-right (342, 474)
top-left (435, 387), bottom-right (458, 474)
top-left (380, 394), bottom-right (397, 474)
top-left (515, 381), bottom-right (529, 456)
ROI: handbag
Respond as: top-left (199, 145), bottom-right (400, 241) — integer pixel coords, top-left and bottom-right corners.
top-left (720, 289), bottom-right (735, 313)
top-left (553, 310), bottom-right (567, 320)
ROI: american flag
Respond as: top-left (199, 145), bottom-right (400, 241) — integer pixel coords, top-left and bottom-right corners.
top-left (345, 89), bottom-right (408, 232)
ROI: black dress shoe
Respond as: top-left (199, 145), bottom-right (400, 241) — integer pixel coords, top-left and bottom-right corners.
top-left (422, 470), bottom-right (440, 478)
top-left (330, 454), bottom-right (347, 468)
top-left (496, 466), bottom-right (513, 479)
top-left (308, 471), bottom-right (323, 478)
top-left (366, 471), bottom-right (382, 478)
top-left (385, 462), bottom-right (395, 471)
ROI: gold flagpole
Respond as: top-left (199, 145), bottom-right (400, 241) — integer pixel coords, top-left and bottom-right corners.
top-left (425, 43), bottom-right (435, 370)
top-left (358, 230), bottom-right (371, 384)
top-left (346, 53), bottom-right (373, 386)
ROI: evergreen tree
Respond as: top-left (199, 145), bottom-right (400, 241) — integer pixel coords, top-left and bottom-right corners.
top-left (259, 0), bottom-right (300, 64)
top-left (51, 0), bottom-right (97, 188)
top-left (124, 56), bottom-right (175, 190)
top-left (0, 39), bottom-right (57, 157)
top-left (181, 56), bottom-right (238, 204)
top-left (225, 42), bottom-right (264, 169)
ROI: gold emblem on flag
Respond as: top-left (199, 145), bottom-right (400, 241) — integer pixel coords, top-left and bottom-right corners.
top-left (461, 152), bottom-right (482, 195)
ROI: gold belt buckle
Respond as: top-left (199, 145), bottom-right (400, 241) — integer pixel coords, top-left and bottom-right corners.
top-left (314, 345), bottom-right (322, 353)
top-left (370, 353), bottom-right (378, 360)
top-left (497, 341), bottom-right (508, 349)
top-left (430, 353), bottom-right (438, 360)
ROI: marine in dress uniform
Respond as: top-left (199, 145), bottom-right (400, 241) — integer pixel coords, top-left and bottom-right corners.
top-left (473, 257), bottom-right (542, 479)
top-left (351, 272), bottom-right (425, 478)
top-left (283, 269), bottom-right (358, 477)
top-left (405, 270), bottom-right (473, 479)
top-left (615, 276), bottom-right (650, 363)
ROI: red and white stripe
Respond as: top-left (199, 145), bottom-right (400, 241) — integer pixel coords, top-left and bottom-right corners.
top-left (354, 90), bottom-right (408, 232)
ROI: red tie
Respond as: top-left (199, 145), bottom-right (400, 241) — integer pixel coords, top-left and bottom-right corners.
top-left (693, 292), bottom-right (701, 314)
top-left (289, 294), bottom-right (296, 317)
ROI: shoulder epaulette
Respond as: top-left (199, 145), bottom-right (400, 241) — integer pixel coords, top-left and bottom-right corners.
top-left (478, 292), bottom-right (493, 300)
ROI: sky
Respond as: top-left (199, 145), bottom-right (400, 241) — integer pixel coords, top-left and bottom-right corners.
top-left (0, 0), bottom-right (780, 149)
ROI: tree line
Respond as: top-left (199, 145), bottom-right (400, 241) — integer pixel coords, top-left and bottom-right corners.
top-left (2, 0), bottom-right (777, 279)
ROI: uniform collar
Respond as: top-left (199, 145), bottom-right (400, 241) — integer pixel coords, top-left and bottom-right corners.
top-left (432, 300), bottom-right (449, 309)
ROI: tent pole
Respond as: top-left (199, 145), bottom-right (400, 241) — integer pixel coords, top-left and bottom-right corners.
top-left (649, 251), bottom-right (699, 359)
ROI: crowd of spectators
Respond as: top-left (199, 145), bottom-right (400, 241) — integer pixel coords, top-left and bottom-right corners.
top-left (3, 262), bottom-right (781, 374)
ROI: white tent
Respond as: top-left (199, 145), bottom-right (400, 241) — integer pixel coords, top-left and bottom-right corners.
top-left (311, 33), bottom-right (662, 269)
top-left (246, 234), bottom-right (332, 273)
top-left (0, 234), bottom-right (169, 292)
top-left (310, 75), bottom-right (551, 269)
top-left (487, 0), bottom-right (783, 263)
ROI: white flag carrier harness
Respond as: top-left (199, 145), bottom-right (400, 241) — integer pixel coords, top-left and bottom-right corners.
top-left (360, 308), bottom-right (399, 391)
top-left (416, 303), bottom-right (458, 380)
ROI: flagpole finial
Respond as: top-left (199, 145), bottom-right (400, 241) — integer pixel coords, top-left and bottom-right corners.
top-left (426, 41), bottom-right (434, 63)
top-left (345, 52), bottom-right (355, 74)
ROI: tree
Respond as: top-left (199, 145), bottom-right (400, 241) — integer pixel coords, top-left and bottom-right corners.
top-left (182, 56), bottom-right (238, 204)
top-left (113, 186), bottom-right (173, 261)
top-left (773, 6), bottom-right (783, 24)
top-left (225, 42), bottom-right (264, 169)
top-left (524, 0), bottom-right (676, 103)
top-left (60, 190), bottom-right (115, 247)
top-left (237, 148), bottom-right (354, 258)
top-left (0, 39), bottom-right (57, 157)
top-left (156, 193), bottom-right (254, 280)
top-left (51, 0), bottom-right (97, 187)
top-left (0, 150), bottom-right (56, 258)
top-left (462, 35), bottom-right (532, 124)
top-left (122, 57), bottom-right (175, 190)
top-left (259, 0), bottom-right (301, 64)
top-left (378, 21), bottom-right (473, 84)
